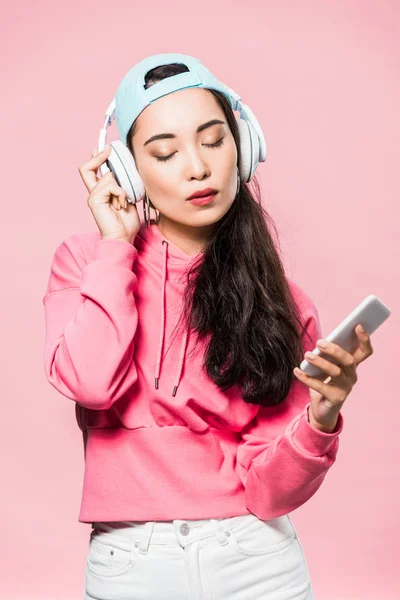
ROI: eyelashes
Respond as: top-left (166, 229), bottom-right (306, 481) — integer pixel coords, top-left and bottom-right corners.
top-left (155, 137), bottom-right (225, 163)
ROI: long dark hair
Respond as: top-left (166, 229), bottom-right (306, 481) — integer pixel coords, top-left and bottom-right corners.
top-left (127, 63), bottom-right (311, 407)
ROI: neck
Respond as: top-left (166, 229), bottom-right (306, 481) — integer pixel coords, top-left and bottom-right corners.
top-left (156, 216), bottom-right (215, 257)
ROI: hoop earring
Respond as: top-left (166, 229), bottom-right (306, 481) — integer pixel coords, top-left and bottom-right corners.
top-left (144, 192), bottom-right (150, 228)
top-left (144, 192), bottom-right (159, 227)
top-left (235, 167), bottom-right (241, 198)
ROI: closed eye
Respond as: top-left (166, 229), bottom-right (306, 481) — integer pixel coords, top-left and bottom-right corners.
top-left (155, 137), bottom-right (225, 162)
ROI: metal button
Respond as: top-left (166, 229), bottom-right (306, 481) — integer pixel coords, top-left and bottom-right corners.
top-left (180, 523), bottom-right (190, 536)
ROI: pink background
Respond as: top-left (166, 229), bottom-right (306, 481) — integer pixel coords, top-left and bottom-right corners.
top-left (2, 0), bottom-right (398, 598)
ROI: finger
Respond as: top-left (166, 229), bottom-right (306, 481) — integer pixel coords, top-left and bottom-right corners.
top-left (87, 179), bottom-right (125, 211)
top-left (304, 350), bottom-right (357, 386)
top-left (105, 183), bottom-right (126, 210)
top-left (119, 190), bottom-right (127, 210)
top-left (108, 191), bottom-right (120, 211)
top-left (316, 339), bottom-right (356, 370)
top-left (293, 368), bottom-right (348, 405)
top-left (304, 351), bottom-right (343, 379)
top-left (113, 189), bottom-right (126, 210)
top-left (78, 146), bottom-right (111, 192)
top-left (86, 166), bottom-right (116, 197)
top-left (93, 172), bottom-right (123, 198)
top-left (352, 324), bottom-right (374, 365)
top-left (93, 171), bottom-right (116, 190)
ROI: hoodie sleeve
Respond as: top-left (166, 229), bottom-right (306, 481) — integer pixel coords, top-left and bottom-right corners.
top-left (236, 293), bottom-right (344, 520)
top-left (42, 235), bottom-right (139, 409)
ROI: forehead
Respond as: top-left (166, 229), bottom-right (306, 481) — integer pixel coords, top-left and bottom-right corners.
top-left (133, 87), bottom-right (224, 137)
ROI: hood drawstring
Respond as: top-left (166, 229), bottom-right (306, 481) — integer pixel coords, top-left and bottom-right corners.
top-left (154, 240), bottom-right (189, 397)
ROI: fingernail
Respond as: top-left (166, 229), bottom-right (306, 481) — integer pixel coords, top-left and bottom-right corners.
top-left (357, 324), bottom-right (365, 333)
top-left (317, 339), bottom-right (328, 348)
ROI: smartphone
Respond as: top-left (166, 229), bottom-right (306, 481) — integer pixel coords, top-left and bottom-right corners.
top-left (299, 294), bottom-right (391, 380)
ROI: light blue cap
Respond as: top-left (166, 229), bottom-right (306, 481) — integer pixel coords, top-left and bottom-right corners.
top-left (115, 52), bottom-right (249, 147)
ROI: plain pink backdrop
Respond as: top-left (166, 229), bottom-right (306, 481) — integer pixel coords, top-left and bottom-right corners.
top-left (2, 0), bottom-right (398, 598)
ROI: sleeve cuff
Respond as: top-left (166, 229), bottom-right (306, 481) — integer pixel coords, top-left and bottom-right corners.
top-left (95, 238), bottom-right (138, 269)
top-left (291, 402), bottom-right (344, 456)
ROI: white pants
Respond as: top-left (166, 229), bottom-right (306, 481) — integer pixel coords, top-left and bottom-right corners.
top-left (84, 512), bottom-right (314, 599)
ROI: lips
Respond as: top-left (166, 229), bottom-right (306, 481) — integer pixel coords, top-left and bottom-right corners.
top-left (186, 188), bottom-right (218, 200)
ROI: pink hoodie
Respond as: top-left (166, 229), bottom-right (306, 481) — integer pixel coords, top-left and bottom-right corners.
top-left (42, 221), bottom-right (343, 524)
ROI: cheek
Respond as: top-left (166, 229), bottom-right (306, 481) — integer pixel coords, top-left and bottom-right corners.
top-left (139, 160), bottom-right (176, 194)
top-left (220, 140), bottom-right (238, 176)
top-left (153, 168), bottom-right (180, 195)
top-left (222, 145), bottom-right (239, 187)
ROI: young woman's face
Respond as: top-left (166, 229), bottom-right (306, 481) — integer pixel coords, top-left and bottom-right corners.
top-left (130, 88), bottom-right (238, 228)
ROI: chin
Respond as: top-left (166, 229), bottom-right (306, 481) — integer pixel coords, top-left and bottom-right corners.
top-left (191, 204), bottom-right (225, 220)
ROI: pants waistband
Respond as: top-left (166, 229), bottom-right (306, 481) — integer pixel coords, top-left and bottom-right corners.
top-left (90, 513), bottom-right (253, 555)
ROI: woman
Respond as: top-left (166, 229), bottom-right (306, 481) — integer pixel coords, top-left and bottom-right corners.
top-left (43, 54), bottom-right (373, 599)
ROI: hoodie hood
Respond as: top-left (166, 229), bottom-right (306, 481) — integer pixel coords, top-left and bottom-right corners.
top-left (134, 221), bottom-right (205, 398)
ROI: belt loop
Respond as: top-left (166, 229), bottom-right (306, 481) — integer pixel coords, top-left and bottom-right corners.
top-left (210, 519), bottom-right (229, 546)
top-left (137, 521), bottom-right (155, 554)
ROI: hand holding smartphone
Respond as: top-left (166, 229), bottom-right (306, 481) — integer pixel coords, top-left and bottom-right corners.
top-left (299, 295), bottom-right (391, 380)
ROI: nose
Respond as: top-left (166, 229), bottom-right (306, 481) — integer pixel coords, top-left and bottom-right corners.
top-left (185, 148), bottom-right (211, 180)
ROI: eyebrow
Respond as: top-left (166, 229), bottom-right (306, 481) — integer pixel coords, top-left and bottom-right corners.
top-left (143, 119), bottom-right (226, 147)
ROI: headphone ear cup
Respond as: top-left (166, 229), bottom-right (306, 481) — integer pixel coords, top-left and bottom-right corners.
top-left (100, 140), bottom-right (145, 204)
top-left (236, 118), bottom-right (261, 183)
